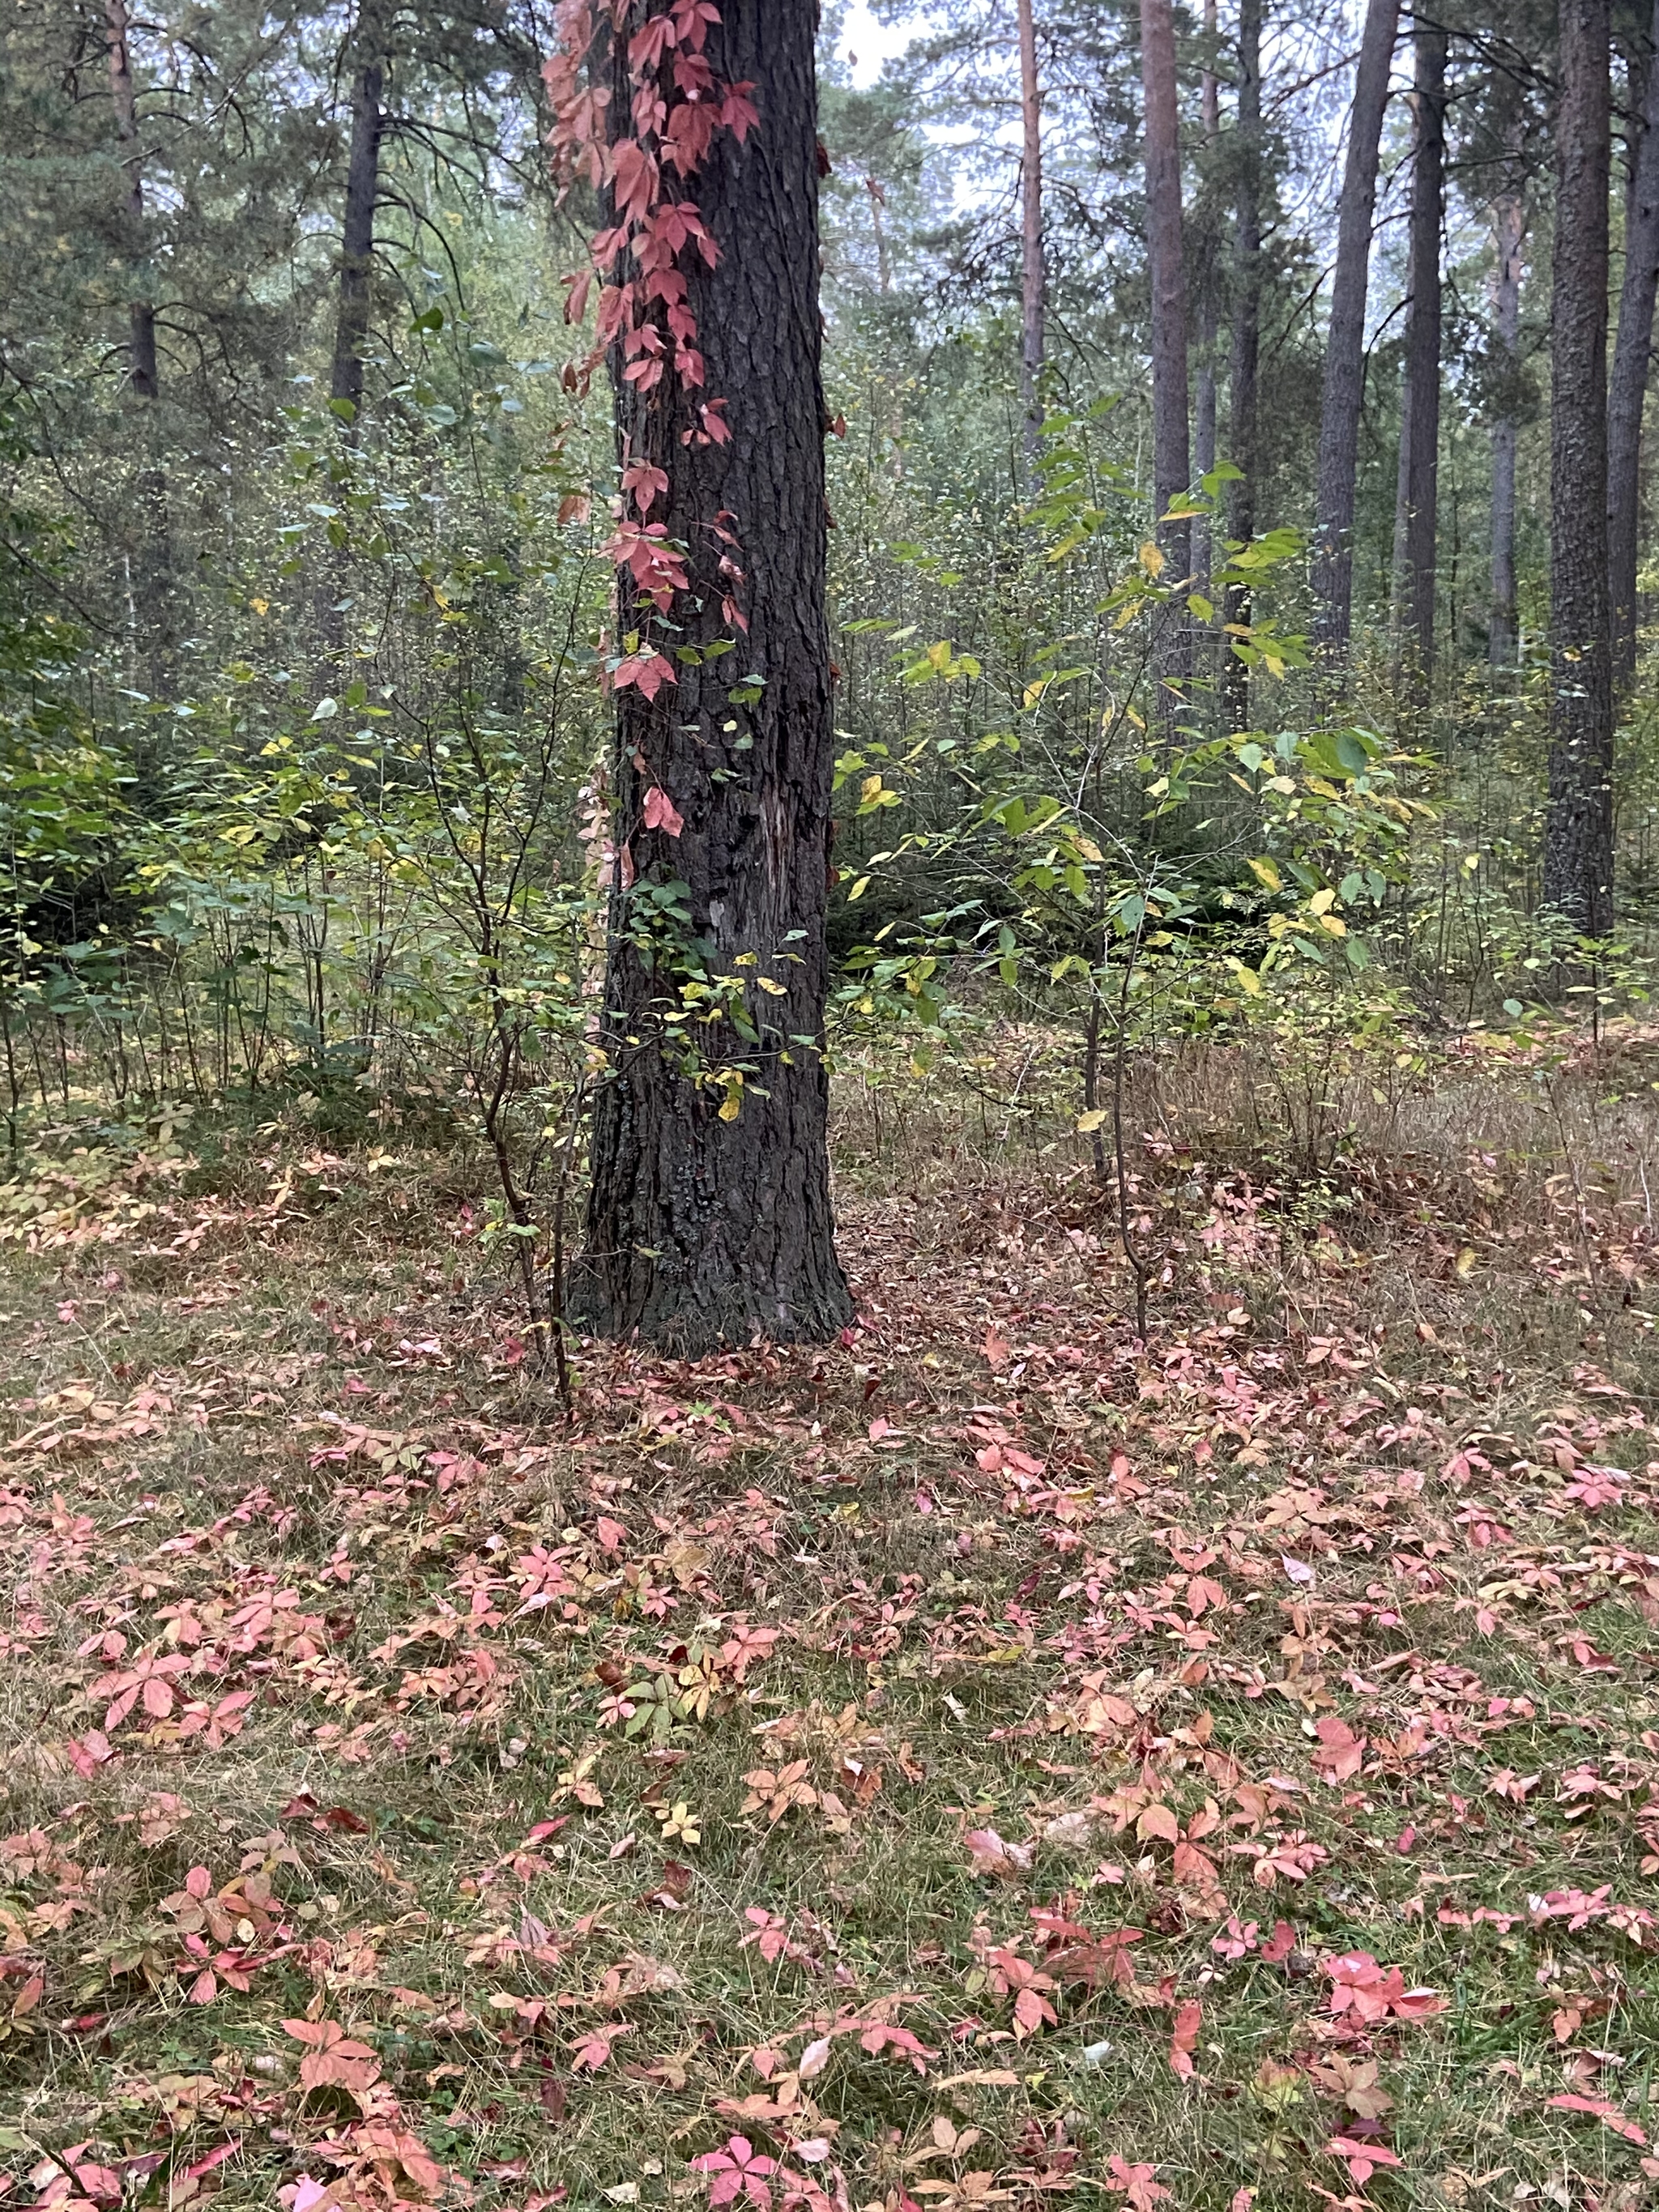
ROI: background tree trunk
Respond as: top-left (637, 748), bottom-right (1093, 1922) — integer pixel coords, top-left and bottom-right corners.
top-left (572, 0), bottom-right (853, 1353)
top-left (1140, 0), bottom-right (1191, 718)
top-left (1224, 0), bottom-right (1263, 734)
top-left (1390, 22), bottom-right (1445, 700)
top-left (331, 18), bottom-right (386, 424)
top-left (1192, 0), bottom-right (1220, 590)
top-left (1311, 0), bottom-right (1397, 663)
top-left (1543, 0), bottom-right (1614, 935)
top-left (1608, 0), bottom-right (1659, 690)
top-left (104, 0), bottom-right (157, 402)
top-left (104, 0), bottom-right (171, 699)
top-left (1488, 177), bottom-right (1525, 669)
top-left (1017, 0), bottom-right (1045, 484)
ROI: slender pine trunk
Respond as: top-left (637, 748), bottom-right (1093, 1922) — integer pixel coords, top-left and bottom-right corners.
top-left (1542, 0), bottom-right (1614, 936)
top-left (1141, 0), bottom-right (1191, 722)
top-left (1311, 0), bottom-right (1398, 663)
top-left (1017, 0), bottom-right (1046, 484)
top-left (104, 0), bottom-right (171, 699)
top-left (331, 23), bottom-right (386, 424)
top-left (1608, 0), bottom-right (1659, 690)
top-left (1390, 23), bottom-right (1446, 701)
top-left (1223, 0), bottom-right (1263, 733)
top-left (1488, 179), bottom-right (1525, 669)
top-left (1192, 0), bottom-right (1220, 591)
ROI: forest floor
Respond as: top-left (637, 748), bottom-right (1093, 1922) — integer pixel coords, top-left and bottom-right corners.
top-left (2, 1042), bottom-right (1659, 2212)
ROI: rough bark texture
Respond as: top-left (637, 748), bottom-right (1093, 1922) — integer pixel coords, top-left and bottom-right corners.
top-left (1223, 0), bottom-right (1262, 733)
top-left (1543, 0), bottom-right (1615, 936)
top-left (1017, 0), bottom-right (1045, 483)
top-left (1488, 179), bottom-right (1525, 668)
top-left (331, 13), bottom-right (386, 421)
top-left (1608, 0), bottom-right (1659, 688)
top-left (571, 0), bottom-right (854, 1353)
top-left (1389, 23), bottom-right (1445, 697)
top-left (1311, 0), bottom-right (1397, 661)
top-left (1140, 0), bottom-right (1191, 711)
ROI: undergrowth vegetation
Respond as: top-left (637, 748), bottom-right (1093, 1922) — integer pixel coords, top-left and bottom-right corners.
top-left (2, 1031), bottom-right (1658, 2212)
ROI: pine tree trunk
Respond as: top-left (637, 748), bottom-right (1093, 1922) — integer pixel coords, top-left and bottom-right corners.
top-left (331, 21), bottom-right (385, 424)
top-left (1488, 177), bottom-right (1525, 669)
top-left (1389, 23), bottom-right (1445, 700)
top-left (1608, 0), bottom-right (1659, 690)
top-left (1543, 0), bottom-right (1615, 936)
top-left (1311, 0), bottom-right (1398, 663)
top-left (1223, 0), bottom-right (1263, 734)
top-left (104, 0), bottom-right (157, 402)
top-left (1017, 0), bottom-right (1045, 484)
top-left (104, 0), bottom-right (171, 700)
top-left (572, 0), bottom-right (853, 1353)
top-left (1140, 0), bottom-right (1191, 717)
top-left (1192, 0), bottom-right (1220, 591)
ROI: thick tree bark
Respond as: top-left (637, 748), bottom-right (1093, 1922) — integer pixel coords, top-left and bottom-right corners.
top-left (1140, 0), bottom-right (1192, 716)
top-left (1488, 179), bottom-right (1525, 669)
top-left (1223, 0), bottom-right (1263, 734)
top-left (1017, 0), bottom-right (1046, 483)
top-left (1608, 0), bottom-right (1659, 689)
top-left (1389, 23), bottom-right (1445, 698)
top-left (331, 14), bottom-right (386, 423)
top-left (1543, 0), bottom-right (1614, 936)
top-left (1311, 0), bottom-right (1398, 662)
top-left (572, 0), bottom-right (853, 1353)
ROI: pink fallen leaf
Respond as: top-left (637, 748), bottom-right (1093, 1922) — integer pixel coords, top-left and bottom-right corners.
top-left (1547, 2094), bottom-right (1647, 2145)
top-left (964, 1827), bottom-right (1033, 1878)
top-left (1327, 2137), bottom-right (1403, 2187)
top-left (1259, 1920), bottom-right (1297, 1963)
top-left (693, 2135), bottom-right (779, 2211)
top-left (569, 2022), bottom-right (632, 2072)
top-left (1168, 1998), bottom-right (1201, 2080)
top-left (1312, 1715), bottom-right (1367, 1783)
top-left (1102, 2156), bottom-right (1171, 2212)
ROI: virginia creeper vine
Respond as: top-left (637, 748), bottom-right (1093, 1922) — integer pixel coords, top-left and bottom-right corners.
top-left (544, 0), bottom-right (755, 753)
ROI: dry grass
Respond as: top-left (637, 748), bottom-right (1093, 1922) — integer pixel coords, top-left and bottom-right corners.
top-left (1, 1035), bottom-right (1657, 2212)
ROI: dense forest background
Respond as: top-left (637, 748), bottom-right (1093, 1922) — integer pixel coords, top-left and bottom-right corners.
top-left (3, 0), bottom-right (1659, 1258)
